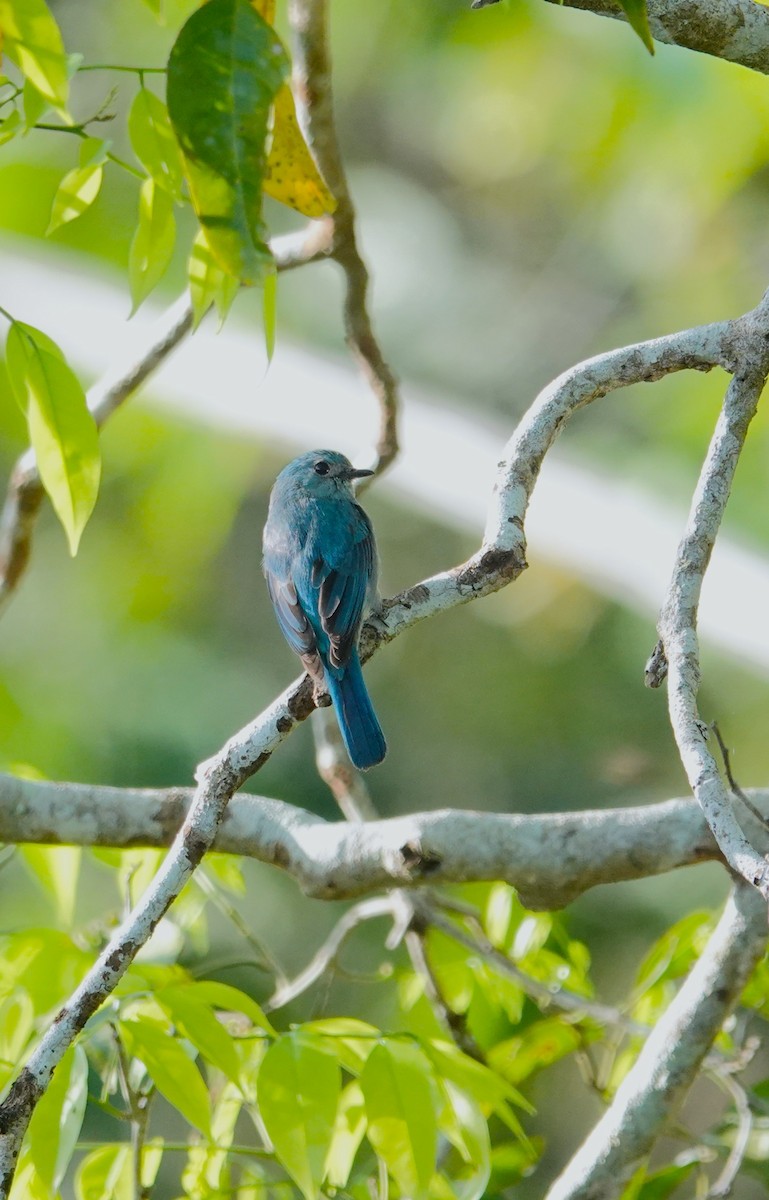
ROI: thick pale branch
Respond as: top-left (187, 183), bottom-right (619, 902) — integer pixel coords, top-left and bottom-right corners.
top-left (656, 292), bottom-right (769, 896)
top-left (3, 771), bottom-right (764, 908)
top-left (545, 882), bottom-right (769, 1200)
top-left (538, 0), bottom-right (769, 75)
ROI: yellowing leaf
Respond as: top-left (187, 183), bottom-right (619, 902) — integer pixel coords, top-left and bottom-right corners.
top-left (252, 0), bottom-right (275, 22)
top-left (0, 0), bottom-right (68, 108)
top-left (264, 84), bottom-right (336, 218)
top-left (5, 322), bottom-right (100, 555)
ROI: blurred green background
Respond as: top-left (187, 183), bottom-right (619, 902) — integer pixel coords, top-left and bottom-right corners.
top-left (2, 0), bottom-right (769, 1192)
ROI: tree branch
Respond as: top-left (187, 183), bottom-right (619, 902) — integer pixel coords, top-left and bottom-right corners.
top-left (655, 292), bottom-right (769, 897)
top-left (538, 0), bottom-right (769, 76)
top-left (3, 771), bottom-right (764, 907)
top-left (544, 881), bottom-right (769, 1200)
top-left (289, 0), bottom-right (400, 472)
top-left (1, 294), bottom-right (767, 1191)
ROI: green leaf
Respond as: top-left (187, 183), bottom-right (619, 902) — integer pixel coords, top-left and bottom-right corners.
top-left (489, 1139), bottom-right (545, 1191)
top-left (484, 881), bottom-right (515, 949)
top-left (634, 912), bottom-right (713, 993)
top-left (22, 77), bottom-right (47, 128)
top-left (618, 0), bottom-right (655, 53)
top-left (488, 1017), bottom-right (582, 1086)
top-left (301, 1017), bottom-right (381, 1073)
top-left (119, 1015), bottom-right (211, 1135)
top-left (5, 321), bottom-right (100, 554)
top-left (0, 929), bottom-right (93, 1013)
top-left (75, 1144), bottom-right (132, 1200)
top-left (0, 0), bottom-right (69, 107)
top-left (620, 1161), bottom-right (698, 1200)
top-left (182, 1082), bottom-right (241, 1199)
top-left (203, 853), bottom-right (246, 895)
top-left (128, 87), bottom-right (184, 197)
top-left (425, 1039), bottom-right (533, 1118)
top-left (166, 0), bottom-right (289, 283)
top-left (257, 1032), bottom-right (341, 1200)
top-left (360, 1040), bottom-right (438, 1200)
top-left (0, 990), bottom-right (34, 1085)
top-left (156, 983), bottom-right (241, 1084)
top-left (140, 1139), bottom-right (163, 1191)
top-left (46, 137), bottom-right (109, 234)
top-left (188, 979), bottom-right (276, 1036)
top-left (437, 1083), bottom-right (491, 1200)
top-left (188, 229), bottom-right (240, 330)
top-left (0, 107), bottom-right (21, 146)
top-left (20, 844), bottom-right (81, 926)
top-left (262, 268), bottom-right (277, 363)
top-left (325, 1080), bottom-right (366, 1189)
top-left (27, 1043), bottom-right (88, 1190)
top-left (128, 177), bottom-right (176, 312)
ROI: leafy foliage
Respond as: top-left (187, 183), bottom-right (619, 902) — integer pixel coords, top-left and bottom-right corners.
top-left (6, 853), bottom-right (762, 1200)
top-left (0, 0), bottom-right (337, 550)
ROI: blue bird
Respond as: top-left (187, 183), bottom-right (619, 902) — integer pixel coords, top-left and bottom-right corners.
top-left (262, 449), bottom-right (387, 770)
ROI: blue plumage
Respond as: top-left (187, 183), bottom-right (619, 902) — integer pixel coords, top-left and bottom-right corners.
top-left (262, 450), bottom-right (386, 769)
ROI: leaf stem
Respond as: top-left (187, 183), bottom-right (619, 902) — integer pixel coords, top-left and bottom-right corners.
top-left (77, 64), bottom-right (167, 74)
top-left (34, 123), bottom-right (146, 179)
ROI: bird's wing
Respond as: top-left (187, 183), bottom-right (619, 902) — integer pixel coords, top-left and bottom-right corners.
top-left (265, 568), bottom-right (317, 660)
top-left (311, 507), bottom-right (375, 671)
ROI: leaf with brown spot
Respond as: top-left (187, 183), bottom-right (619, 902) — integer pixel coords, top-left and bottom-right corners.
top-left (264, 83), bottom-right (336, 218)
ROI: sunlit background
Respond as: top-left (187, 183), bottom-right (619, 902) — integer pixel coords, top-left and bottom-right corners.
top-left (2, 0), bottom-right (769, 1193)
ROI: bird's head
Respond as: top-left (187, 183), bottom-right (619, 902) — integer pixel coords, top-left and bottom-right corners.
top-left (278, 450), bottom-right (374, 498)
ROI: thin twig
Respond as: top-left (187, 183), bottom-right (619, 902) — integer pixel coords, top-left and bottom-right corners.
top-left (403, 925), bottom-right (484, 1059)
top-left (422, 903), bottom-right (637, 1032)
top-left (711, 721), bottom-right (769, 833)
top-left (264, 896), bottom-right (397, 1011)
top-left (312, 708), bottom-right (379, 821)
top-left (289, 0), bottom-right (400, 473)
top-left (707, 1068), bottom-right (753, 1198)
top-left (194, 867), bottom-right (289, 988)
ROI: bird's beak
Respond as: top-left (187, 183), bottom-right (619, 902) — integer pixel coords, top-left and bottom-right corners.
top-left (347, 467), bottom-right (375, 480)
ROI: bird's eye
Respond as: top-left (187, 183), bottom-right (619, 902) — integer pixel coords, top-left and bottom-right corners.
top-left (313, 460), bottom-right (330, 476)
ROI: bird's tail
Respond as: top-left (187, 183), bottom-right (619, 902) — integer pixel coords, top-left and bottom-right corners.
top-left (326, 653), bottom-right (386, 770)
